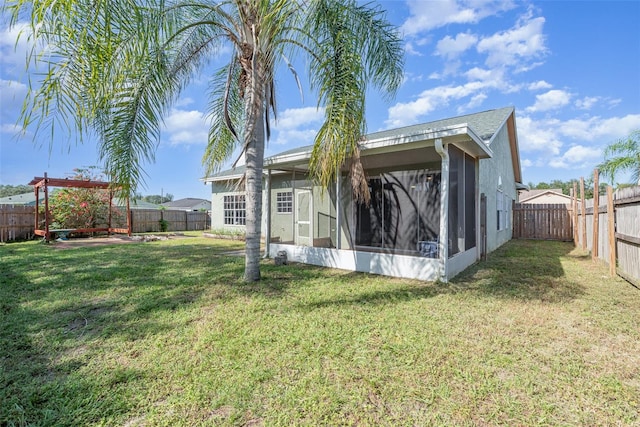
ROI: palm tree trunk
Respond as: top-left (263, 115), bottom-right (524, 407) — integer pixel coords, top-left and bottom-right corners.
top-left (243, 95), bottom-right (266, 282)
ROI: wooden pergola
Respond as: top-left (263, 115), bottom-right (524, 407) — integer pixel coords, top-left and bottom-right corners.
top-left (29, 173), bottom-right (131, 242)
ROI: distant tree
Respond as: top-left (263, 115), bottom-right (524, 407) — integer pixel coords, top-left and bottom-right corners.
top-left (528, 178), bottom-right (607, 199)
top-left (142, 194), bottom-right (173, 204)
top-left (0, 184), bottom-right (33, 197)
top-left (598, 129), bottom-right (640, 185)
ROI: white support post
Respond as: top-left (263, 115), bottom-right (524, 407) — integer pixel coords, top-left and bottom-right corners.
top-left (336, 173), bottom-right (342, 249)
top-left (435, 138), bottom-right (449, 281)
top-left (263, 169), bottom-right (272, 258)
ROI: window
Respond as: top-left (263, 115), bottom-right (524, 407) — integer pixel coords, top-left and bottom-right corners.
top-left (223, 194), bottom-right (246, 225)
top-left (276, 191), bottom-right (293, 213)
top-left (496, 190), bottom-right (510, 231)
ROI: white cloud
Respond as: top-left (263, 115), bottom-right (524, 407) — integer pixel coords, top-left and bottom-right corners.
top-left (175, 97), bottom-right (195, 107)
top-left (271, 107), bottom-right (325, 145)
top-left (528, 80), bottom-right (552, 91)
top-left (561, 114), bottom-right (640, 142)
top-left (401, 0), bottom-right (516, 35)
top-left (0, 79), bottom-right (27, 104)
top-left (517, 113), bottom-right (640, 172)
top-left (435, 32), bottom-right (478, 59)
top-left (272, 107), bottom-right (324, 131)
top-left (162, 109), bottom-right (209, 145)
top-left (549, 145), bottom-right (601, 169)
top-left (526, 89), bottom-right (571, 112)
top-left (476, 14), bottom-right (547, 69)
top-left (386, 78), bottom-right (512, 127)
top-left (521, 158), bottom-right (533, 168)
top-left (517, 115), bottom-right (563, 154)
top-left (574, 96), bottom-right (599, 110)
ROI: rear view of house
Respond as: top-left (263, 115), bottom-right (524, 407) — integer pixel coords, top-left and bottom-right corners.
top-left (203, 106), bottom-right (525, 281)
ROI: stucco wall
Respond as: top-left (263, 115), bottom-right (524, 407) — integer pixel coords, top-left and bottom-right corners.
top-left (479, 124), bottom-right (517, 253)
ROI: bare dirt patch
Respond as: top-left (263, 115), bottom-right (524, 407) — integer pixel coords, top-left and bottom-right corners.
top-left (50, 234), bottom-right (192, 249)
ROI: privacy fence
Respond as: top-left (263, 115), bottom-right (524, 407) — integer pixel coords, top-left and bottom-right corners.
top-left (513, 172), bottom-right (639, 287)
top-left (0, 206), bottom-right (211, 242)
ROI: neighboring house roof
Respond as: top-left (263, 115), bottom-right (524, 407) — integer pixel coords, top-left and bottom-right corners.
top-left (161, 198), bottom-right (212, 210)
top-left (0, 192), bottom-right (42, 205)
top-left (519, 190), bottom-right (573, 204)
top-left (203, 106), bottom-right (522, 185)
top-left (518, 188), bottom-right (563, 200)
top-left (123, 199), bottom-right (162, 210)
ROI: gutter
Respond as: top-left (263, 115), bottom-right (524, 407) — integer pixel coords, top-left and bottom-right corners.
top-left (434, 138), bottom-right (449, 282)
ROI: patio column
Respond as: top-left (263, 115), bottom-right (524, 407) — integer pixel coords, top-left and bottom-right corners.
top-left (264, 169), bottom-right (272, 258)
top-left (435, 138), bottom-right (449, 281)
top-left (336, 173), bottom-right (342, 249)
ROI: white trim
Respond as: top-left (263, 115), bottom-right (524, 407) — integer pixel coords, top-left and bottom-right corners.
top-left (295, 190), bottom-right (312, 246)
top-left (269, 244), bottom-right (441, 281)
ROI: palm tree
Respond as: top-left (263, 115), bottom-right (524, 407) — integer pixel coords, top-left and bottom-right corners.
top-left (6, 0), bottom-right (404, 281)
top-left (599, 130), bottom-right (640, 186)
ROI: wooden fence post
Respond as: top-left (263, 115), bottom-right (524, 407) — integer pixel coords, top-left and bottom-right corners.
top-left (571, 181), bottom-right (579, 247)
top-left (607, 186), bottom-right (616, 276)
top-left (592, 169), bottom-right (599, 262)
top-left (580, 177), bottom-right (586, 250)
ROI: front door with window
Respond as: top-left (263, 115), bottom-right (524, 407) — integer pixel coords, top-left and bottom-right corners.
top-left (295, 190), bottom-right (312, 246)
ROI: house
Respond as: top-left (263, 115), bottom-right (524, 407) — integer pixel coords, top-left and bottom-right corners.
top-left (518, 189), bottom-right (573, 205)
top-left (161, 198), bottom-right (212, 211)
top-left (0, 192), bottom-right (43, 205)
top-left (203, 106), bottom-right (525, 282)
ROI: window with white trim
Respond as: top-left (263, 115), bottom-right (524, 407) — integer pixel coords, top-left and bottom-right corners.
top-left (497, 190), bottom-right (510, 231)
top-left (223, 194), bottom-right (246, 225)
top-left (276, 191), bottom-right (293, 213)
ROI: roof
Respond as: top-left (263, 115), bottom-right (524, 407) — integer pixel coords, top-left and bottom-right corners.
top-left (364, 106), bottom-right (514, 143)
top-left (0, 192), bottom-right (42, 205)
top-left (204, 106), bottom-right (520, 182)
top-left (519, 189), bottom-right (573, 204)
top-left (161, 198), bottom-right (211, 209)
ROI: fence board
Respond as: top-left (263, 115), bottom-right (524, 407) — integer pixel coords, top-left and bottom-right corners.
top-left (0, 205), bottom-right (35, 242)
top-left (1, 206), bottom-right (211, 242)
top-left (513, 203), bottom-right (573, 241)
top-left (614, 186), bottom-right (640, 286)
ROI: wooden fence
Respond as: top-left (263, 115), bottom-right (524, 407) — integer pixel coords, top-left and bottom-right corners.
top-left (130, 209), bottom-right (211, 233)
top-left (0, 205), bottom-right (35, 242)
top-left (0, 206), bottom-right (211, 242)
top-left (512, 203), bottom-right (573, 241)
top-left (512, 177), bottom-right (639, 287)
top-left (575, 185), bottom-right (640, 287)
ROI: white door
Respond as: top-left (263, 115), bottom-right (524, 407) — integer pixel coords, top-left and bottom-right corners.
top-left (295, 190), bottom-right (312, 246)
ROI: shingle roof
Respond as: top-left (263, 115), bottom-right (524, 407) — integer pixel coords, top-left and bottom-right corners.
top-left (364, 106), bottom-right (514, 142)
top-left (205, 106), bottom-right (515, 180)
top-left (162, 198), bottom-right (210, 209)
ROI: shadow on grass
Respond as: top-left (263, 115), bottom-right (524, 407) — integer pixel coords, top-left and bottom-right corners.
top-left (0, 241), bottom-right (247, 425)
top-left (0, 238), bottom-right (587, 424)
top-left (451, 239), bottom-right (586, 303)
top-left (298, 240), bottom-right (587, 310)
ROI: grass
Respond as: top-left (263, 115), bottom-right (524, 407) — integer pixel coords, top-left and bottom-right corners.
top-left (1, 234), bottom-right (639, 426)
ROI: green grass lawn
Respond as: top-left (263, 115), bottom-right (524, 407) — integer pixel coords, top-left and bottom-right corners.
top-left (1, 235), bottom-right (638, 426)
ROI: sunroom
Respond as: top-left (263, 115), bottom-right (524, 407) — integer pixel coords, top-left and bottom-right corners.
top-left (204, 107), bottom-right (522, 282)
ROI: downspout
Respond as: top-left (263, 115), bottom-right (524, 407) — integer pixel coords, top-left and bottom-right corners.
top-left (263, 169), bottom-right (272, 258)
top-left (434, 138), bottom-right (449, 282)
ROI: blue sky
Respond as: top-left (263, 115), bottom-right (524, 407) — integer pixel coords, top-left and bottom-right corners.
top-left (1, 0), bottom-right (639, 200)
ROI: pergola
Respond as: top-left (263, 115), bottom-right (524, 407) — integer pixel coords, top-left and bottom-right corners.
top-left (29, 173), bottom-right (131, 242)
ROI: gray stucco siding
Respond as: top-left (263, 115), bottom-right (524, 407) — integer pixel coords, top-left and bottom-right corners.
top-left (479, 124), bottom-right (517, 253)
